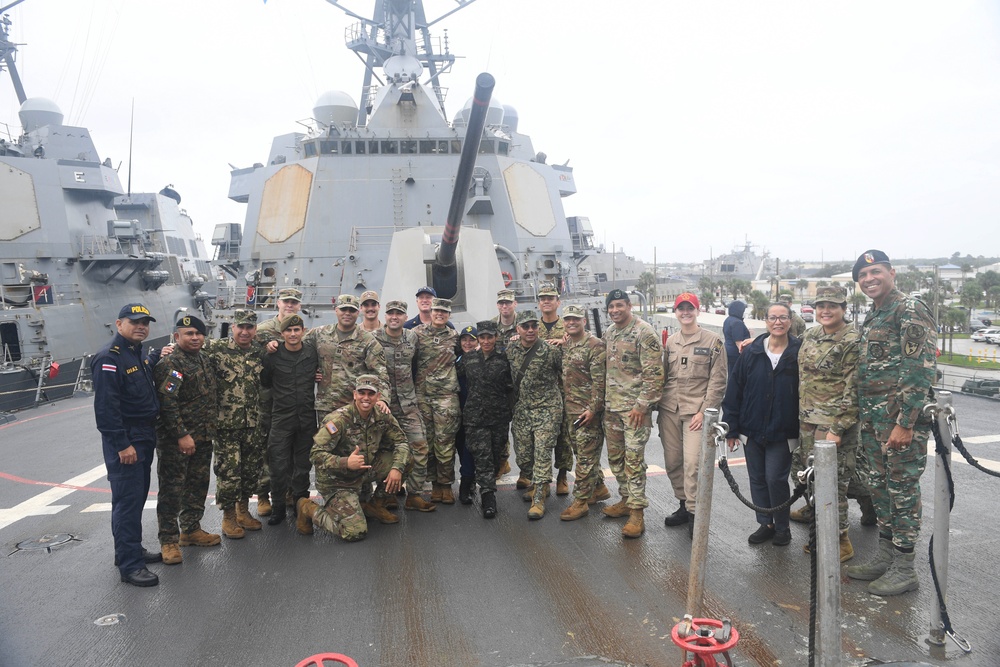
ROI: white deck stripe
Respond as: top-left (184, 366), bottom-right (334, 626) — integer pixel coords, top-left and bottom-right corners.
top-left (0, 464), bottom-right (106, 530)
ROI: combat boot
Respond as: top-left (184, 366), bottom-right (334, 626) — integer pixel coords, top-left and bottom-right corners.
top-left (560, 499), bottom-right (589, 521)
top-left (868, 549), bottom-right (918, 596)
top-left (440, 485), bottom-right (455, 505)
top-left (384, 495), bottom-right (399, 510)
top-left (789, 505), bottom-right (814, 524)
top-left (496, 460), bottom-right (511, 479)
top-left (296, 498), bottom-right (317, 535)
top-left (221, 507), bottom-right (245, 539)
top-left (857, 496), bottom-right (877, 526)
top-left (362, 497), bottom-right (399, 525)
top-left (161, 543), bottom-right (183, 565)
top-left (236, 501), bottom-right (262, 531)
top-left (267, 506), bottom-right (286, 526)
top-left (481, 491), bottom-right (497, 519)
top-left (527, 484), bottom-right (549, 520)
top-left (404, 494), bottom-right (437, 512)
top-left (430, 484), bottom-right (444, 503)
top-left (556, 470), bottom-right (570, 496)
top-left (588, 482), bottom-right (611, 505)
top-left (622, 508), bottom-right (645, 538)
top-left (179, 528), bottom-right (222, 547)
top-left (515, 474), bottom-right (531, 489)
top-left (256, 493), bottom-right (272, 517)
top-left (664, 500), bottom-right (689, 527)
top-left (845, 537), bottom-right (894, 580)
top-left (602, 498), bottom-right (630, 518)
top-left (521, 485), bottom-right (535, 502)
top-left (839, 530), bottom-right (855, 562)
top-left (459, 477), bottom-right (475, 504)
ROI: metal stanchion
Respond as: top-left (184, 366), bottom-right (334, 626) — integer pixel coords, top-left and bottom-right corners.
top-left (928, 391), bottom-right (953, 647)
top-left (813, 440), bottom-right (842, 667)
top-left (686, 408), bottom-right (721, 617)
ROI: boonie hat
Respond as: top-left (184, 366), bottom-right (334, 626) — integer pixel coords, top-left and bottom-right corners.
top-left (496, 289), bottom-right (515, 302)
top-left (852, 249), bottom-right (892, 282)
top-left (814, 286), bottom-right (848, 305)
top-left (517, 309), bottom-right (540, 326)
top-left (335, 294), bottom-right (360, 310)
top-left (416, 286), bottom-right (437, 297)
top-left (431, 298), bottom-right (452, 312)
top-left (278, 314), bottom-right (304, 332)
top-left (360, 290), bottom-right (379, 304)
top-left (538, 282), bottom-right (559, 297)
top-left (175, 314), bottom-right (207, 335)
top-left (562, 304), bottom-right (586, 319)
top-left (606, 289), bottom-right (629, 309)
top-left (119, 303), bottom-right (155, 321)
top-left (460, 325), bottom-right (478, 338)
top-left (233, 309), bottom-right (257, 325)
top-left (674, 292), bottom-right (700, 310)
top-left (354, 374), bottom-right (380, 393)
top-left (277, 288), bottom-right (302, 302)
top-left (384, 300), bottom-right (407, 314)
top-left (477, 320), bottom-right (498, 335)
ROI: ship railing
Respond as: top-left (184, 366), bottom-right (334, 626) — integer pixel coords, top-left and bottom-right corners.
top-left (80, 235), bottom-right (122, 256)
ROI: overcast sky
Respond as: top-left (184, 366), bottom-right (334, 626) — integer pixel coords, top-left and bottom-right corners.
top-left (3, 0), bottom-right (998, 266)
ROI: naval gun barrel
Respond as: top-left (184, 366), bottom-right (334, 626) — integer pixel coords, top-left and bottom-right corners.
top-left (437, 72), bottom-right (495, 268)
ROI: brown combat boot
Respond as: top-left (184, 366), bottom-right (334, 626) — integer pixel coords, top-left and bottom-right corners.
top-left (556, 470), bottom-right (570, 496)
top-left (622, 508), bottom-right (645, 538)
top-left (588, 482), bottom-right (611, 505)
top-left (161, 543), bottom-right (182, 565)
top-left (521, 485), bottom-right (535, 502)
top-left (384, 494), bottom-right (399, 510)
top-left (789, 505), bottom-right (814, 523)
top-left (560, 499), bottom-right (590, 521)
top-left (430, 484), bottom-right (444, 503)
top-left (404, 494), bottom-right (437, 512)
top-left (178, 528), bottom-right (221, 547)
top-left (496, 460), bottom-right (511, 479)
top-left (362, 498), bottom-right (400, 525)
top-left (602, 498), bottom-right (630, 518)
top-left (256, 493), bottom-right (272, 517)
top-left (840, 530), bottom-right (855, 562)
top-left (528, 484), bottom-right (549, 520)
top-left (515, 474), bottom-right (531, 489)
top-left (296, 498), bottom-right (317, 535)
top-left (236, 501), bottom-right (262, 530)
top-left (440, 485), bottom-right (455, 505)
top-left (221, 507), bottom-right (245, 539)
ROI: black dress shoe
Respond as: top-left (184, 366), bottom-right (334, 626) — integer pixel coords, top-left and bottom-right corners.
top-left (748, 525), bottom-right (776, 544)
top-left (772, 529), bottom-right (792, 546)
top-left (267, 509), bottom-right (287, 526)
top-left (664, 501), bottom-right (690, 527)
top-left (481, 492), bottom-right (497, 519)
top-left (120, 568), bottom-right (159, 587)
top-left (114, 548), bottom-right (163, 566)
top-left (459, 477), bottom-right (475, 505)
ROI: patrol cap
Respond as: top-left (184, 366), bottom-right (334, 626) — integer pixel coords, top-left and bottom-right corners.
top-left (118, 303), bottom-right (156, 322)
top-left (476, 320), bottom-right (498, 335)
top-left (496, 289), bottom-right (515, 302)
top-left (335, 294), bottom-right (360, 311)
top-left (562, 304), bottom-right (586, 319)
top-left (606, 289), bottom-right (629, 309)
top-left (460, 325), bottom-right (478, 338)
top-left (538, 282), bottom-right (559, 297)
top-left (517, 309), bottom-right (540, 326)
top-left (384, 300), bottom-right (407, 314)
top-left (431, 298), bottom-right (452, 312)
top-left (278, 314), bottom-right (305, 332)
top-left (416, 286), bottom-right (437, 297)
top-left (778, 293), bottom-right (793, 303)
top-left (233, 309), bottom-right (257, 326)
top-left (852, 249), bottom-right (892, 282)
top-left (354, 374), bottom-right (380, 393)
top-left (674, 292), bottom-right (700, 310)
top-left (175, 314), bottom-right (207, 335)
top-left (277, 288), bottom-right (302, 302)
top-left (814, 285), bottom-right (848, 305)
top-left (360, 290), bottom-right (379, 305)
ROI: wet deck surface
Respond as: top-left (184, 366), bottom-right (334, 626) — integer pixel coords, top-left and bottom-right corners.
top-left (1, 393), bottom-right (998, 666)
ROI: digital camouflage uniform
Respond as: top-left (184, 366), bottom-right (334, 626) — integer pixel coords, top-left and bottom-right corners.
top-left (857, 289), bottom-right (936, 550)
top-left (539, 315), bottom-right (573, 474)
top-left (306, 324), bottom-right (389, 418)
top-left (457, 347), bottom-right (513, 493)
top-left (413, 323), bottom-right (461, 485)
top-left (310, 403), bottom-right (411, 541)
top-left (507, 339), bottom-right (563, 487)
top-left (796, 322), bottom-right (869, 531)
top-left (561, 330), bottom-right (607, 502)
top-left (154, 348), bottom-right (218, 545)
top-left (493, 316), bottom-right (518, 354)
top-left (603, 316), bottom-right (664, 509)
top-left (375, 325), bottom-right (429, 493)
top-left (205, 336), bottom-right (265, 511)
top-left (790, 312), bottom-right (807, 338)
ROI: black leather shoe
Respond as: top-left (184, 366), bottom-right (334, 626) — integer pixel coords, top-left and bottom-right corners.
top-left (481, 491), bottom-right (497, 519)
top-left (748, 525), bottom-right (776, 544)
top-left (459, 477), bottom-right (475, 505)
top-left (772, 529), bottom-right (792, 546)
top-left (114, 548), bottom-right (163, 566)
top-left (664, 501), bottom-right (689, 527)
top-left (120, 568), bottom-right (159, 587)
top-left (267, 509), bottom-right (287, 526)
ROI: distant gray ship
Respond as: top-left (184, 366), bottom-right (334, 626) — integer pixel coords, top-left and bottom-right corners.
top-left (704, 240), bottom-right (774, 281)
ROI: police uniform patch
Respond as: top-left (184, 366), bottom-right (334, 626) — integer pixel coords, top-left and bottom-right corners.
top-left (905, 324), bottom-right (925, 340)
top-left (868, 342), bottom-right (884, 360)
top-left (904, 340), bottom-right (921, 357)
top-left (325, 421), bottom-right (338, 435)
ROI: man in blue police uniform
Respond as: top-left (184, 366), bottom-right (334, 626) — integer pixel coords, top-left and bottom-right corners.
top-left (91, 303), bottom-right (163, 587)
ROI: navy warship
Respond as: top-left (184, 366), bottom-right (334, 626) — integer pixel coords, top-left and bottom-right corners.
top-left (0, 1), bottom-right (211, 416)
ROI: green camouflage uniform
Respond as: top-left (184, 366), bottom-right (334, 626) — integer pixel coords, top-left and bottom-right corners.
top-left (796, 323), bottom-right (869, 530)
top-left (413, 323), bottom-right (461, 485)
top-left (603, 316), bottom-right (664, 509)
top-left (540, 316), bottom-right (573, 473)
top-left (306, 324), bottom-right (389, 418)
top-left (154, 348), bottom-right (218, 545)
top-left (493, 316), bottom-right (518, 354)
top-left (561, 332), bottom-right (606, 502)
top-left (205, 338), bottom-right (266, 510)
top-left (310, 403), bottom-right (410, 542)
top-left (790, 312), bottom-right (807, 338)
top-left (507, 340), bottom-right (563, 486)
top-left (857, 289), bottom-right (936, 550)
top-left (456, 349), bottom-right (513, 492)
top-left (374, 326), bottom-right (429, 493)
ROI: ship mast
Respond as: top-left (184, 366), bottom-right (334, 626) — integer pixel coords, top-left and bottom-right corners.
top-left (0, 0), bottom-right (29, 105)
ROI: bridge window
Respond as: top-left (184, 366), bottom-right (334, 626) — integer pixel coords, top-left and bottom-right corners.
top-left (320, 141), bottom-right (339, 155)
top-left (419, 140), bottom-right (449, 154)
top-left (478, 140), bottom-right (495, 154)
top-left (498, 141), bottom-right (509, 156)
top-left (303, 142), bottom-right (317, 158)
top-left (450, 139), bottom-right (462, 154)
top-left (367, 141), bottom-right (380, 154)
top-left (400, 140), bottom-right (417, 154)
top-left (355, 141), bottom-right (367, 154)
top-left (380, 141), bottom-right (399, 154)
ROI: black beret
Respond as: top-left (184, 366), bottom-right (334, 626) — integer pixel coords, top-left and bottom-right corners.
top-left (852, 249), bottom-right (892, 282)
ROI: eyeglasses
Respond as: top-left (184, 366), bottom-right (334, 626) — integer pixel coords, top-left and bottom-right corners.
top-left (766, 315), bottom-right (790, 323)
top-left (519, 322), bottom-right (539, 329)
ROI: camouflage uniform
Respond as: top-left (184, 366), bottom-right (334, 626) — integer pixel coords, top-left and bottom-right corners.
top-left (561, 330), bottom-right (607, 502)
top-left (154, 348), bottom-right (218, 545)
top-left (539, 315), bottom-right (573, 474)
top-left (205, 336), bottom-right (266, 511)
top-left (603, 316), bottom-right (664, 509)
top-left (493, 316), bottom-right (518, 354)
top-left (310, 403), bottom-right (411, 541)
top-left (456, 346), bottom-right (513, 493)
top-left (374, 325), bottom-right (429, 493)
top-left (413, 323), bottom-right (461, 485)
top-left (507, 338), bottom-right (563, 486)
top-left (857, 289), bottom-right (936, 550)
top-left (790, 312), bottom-right (807, 338)
top-left (796, 321), bottom-right (869, 531)
top-left (306, 324), bottom-right (388, 419)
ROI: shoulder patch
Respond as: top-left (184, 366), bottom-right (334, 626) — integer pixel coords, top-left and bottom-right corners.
top-left (325, 421), bottom-right (338, 435)
top-left (903, 340), bottom-right (921, 358)
top-left (905, 324), bottom-right (925, 340)
top-left (170, 370), bottom-right (184, 380)
top-left (101, 363), bottom-right (117, 373)
top-left (109, 346), bottom-right (120, 354)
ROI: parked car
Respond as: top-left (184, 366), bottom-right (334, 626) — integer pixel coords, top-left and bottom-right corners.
top-left (986, 331), bottom-right (1000, 345)
top-left (969, 319), bottom-right (987, 332)
top-left (800, 305), bottom-right (814, 322)
top-left (971, 327), bottom-right (1000, 343)
top-left (961, 379), bottom-right (1000, 397)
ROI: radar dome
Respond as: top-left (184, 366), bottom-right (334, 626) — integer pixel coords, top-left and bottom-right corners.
top-left (501, 104), bottom-right (519, 132)
top-left (383, 54), bottom-right (423, 83)
top-left (313, 90), bottom-right (359, 127)
top-left (19, 97), bottom-right (64, 132)
top-left (459, 94), bottom-right (503, 127)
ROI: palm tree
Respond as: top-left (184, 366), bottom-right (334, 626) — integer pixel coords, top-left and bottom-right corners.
top-left (748, 290), bottom-right (770, 320)
top-left (851, 292), bottom-right (868, 324)
top-left (942, 308), bottom-right (967, 355)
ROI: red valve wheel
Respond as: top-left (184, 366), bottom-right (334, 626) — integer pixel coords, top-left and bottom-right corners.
top-left (671, 617), bottom-right (740, 656)
top-left (295, 653), bottom-right (359, 667)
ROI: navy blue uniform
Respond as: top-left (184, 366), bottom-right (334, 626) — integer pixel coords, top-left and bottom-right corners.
top-left (91, 333), bottom-right (160, 576)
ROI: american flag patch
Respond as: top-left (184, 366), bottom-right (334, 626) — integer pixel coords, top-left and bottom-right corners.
top-left (101, 364), bottom-right (116, 373)
top-left (325, 421), bottom-right (338, 435)
top-left (170, 370), bottom-right (183, 380)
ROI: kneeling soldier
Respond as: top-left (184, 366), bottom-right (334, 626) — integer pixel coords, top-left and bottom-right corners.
top-left (301, 376), bottom-right (411, 541)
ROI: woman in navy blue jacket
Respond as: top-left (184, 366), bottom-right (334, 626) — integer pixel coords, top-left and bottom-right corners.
top-left (722, 302), bottom-right (801, 546)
